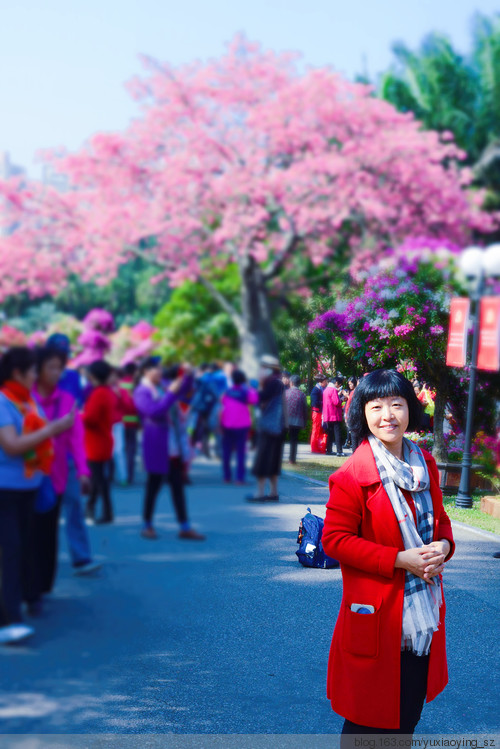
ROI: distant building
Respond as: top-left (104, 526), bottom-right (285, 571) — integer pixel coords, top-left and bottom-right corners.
top-left (42, 163), bottom-right (68, 192)
top-left (0, 152), bottom-right (27, 236)
top-left (0, 151), bottom-right (26, 180)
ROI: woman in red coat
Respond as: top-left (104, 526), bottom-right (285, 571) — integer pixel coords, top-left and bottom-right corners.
top-left (322, 369), bottom-right (455, 737)
top-left (82, 360), bottom-right (115, 524)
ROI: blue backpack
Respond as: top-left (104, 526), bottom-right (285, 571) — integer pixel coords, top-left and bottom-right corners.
top-left (296, 508), bottom-right (339, 569)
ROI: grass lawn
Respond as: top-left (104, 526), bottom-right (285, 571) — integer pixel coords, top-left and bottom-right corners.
top-left (285, 458), bottom-right (500, 536)
top-left (443, 495), bottom-right (500, 535)
top-left (284, 455), bottom-right (345, 484)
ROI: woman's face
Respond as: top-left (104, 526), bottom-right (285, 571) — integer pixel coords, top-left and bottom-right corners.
top-left (364, 395), bottom-right (409, 456)
top-left (13, 365), bottom-right (37, 391)
top-left (348, 380), bottom-right (355, 390)
top-left (145, 365), bottom-right (163, 385)
top-left (39, 357), bottom-right (63, 390)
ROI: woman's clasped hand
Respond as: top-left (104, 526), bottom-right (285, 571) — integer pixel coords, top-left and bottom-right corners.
top-left (395, 538), bottom-right (451, 585)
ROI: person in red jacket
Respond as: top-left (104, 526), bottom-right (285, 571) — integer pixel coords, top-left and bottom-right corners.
top-left (322, 369), bottom-right (455, 738)
top-left (83, 360), bottom-right (115, 524)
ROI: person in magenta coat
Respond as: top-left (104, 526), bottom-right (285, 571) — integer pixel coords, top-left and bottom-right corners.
top-left (322, 377), bottom-right (345, 457)
top-left (219, 369), bottom-right (258, 483)
top-left (322, 369), bottom-right (455, 737)
top-left (32, 346), bottom-right (94, 604)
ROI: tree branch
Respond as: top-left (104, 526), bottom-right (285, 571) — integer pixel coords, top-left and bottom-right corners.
top-left (125, 244), bottom-right (244, 331)
top-left (196, 275), bottom-right (244, 332)
top-left (124, 244), bottom-right (176, 272)
top-left (263, 222), bottom-right (301, 280)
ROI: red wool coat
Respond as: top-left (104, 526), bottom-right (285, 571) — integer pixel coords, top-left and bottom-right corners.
top-left (82, 386), bottom-right (115, 462)
top-left (322, 440), bottom-right (455, 730)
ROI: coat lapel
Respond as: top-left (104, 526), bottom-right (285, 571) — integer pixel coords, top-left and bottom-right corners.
top-left (351, 440), bottom-right (442, 548)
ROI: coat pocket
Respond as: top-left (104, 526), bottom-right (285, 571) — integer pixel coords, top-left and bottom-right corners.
top-left (342, 603), bottom-right (380, 658)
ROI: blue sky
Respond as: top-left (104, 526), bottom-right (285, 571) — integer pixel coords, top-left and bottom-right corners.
top-left (2, 0), bottom-right (498, 176)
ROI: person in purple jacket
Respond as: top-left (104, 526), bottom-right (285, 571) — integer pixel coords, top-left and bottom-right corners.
top-left (134, 358), bottom-right (205, 541)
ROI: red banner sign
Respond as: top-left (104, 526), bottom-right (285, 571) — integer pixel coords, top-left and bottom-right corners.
top-left (477, 297), bottom-right (500, 372)
top-left (446, 298), bottom-right (470, 368)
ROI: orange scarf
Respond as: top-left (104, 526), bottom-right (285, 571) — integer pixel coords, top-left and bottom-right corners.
top-left (0, 380), bottom-right (54, 477)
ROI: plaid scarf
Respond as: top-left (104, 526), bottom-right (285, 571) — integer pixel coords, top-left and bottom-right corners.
top-left (368, 435), bottom-right (442, 656)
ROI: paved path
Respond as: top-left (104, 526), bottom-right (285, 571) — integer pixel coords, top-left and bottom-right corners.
top-left (0, 459), bottom-right (498, 739)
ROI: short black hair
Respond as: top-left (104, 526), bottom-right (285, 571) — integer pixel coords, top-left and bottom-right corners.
top-left (315, 374), bottom-right (328, 383)
top-left (0, 347), bottom-right (36, 385)
top-left (334, 375), bottom-right (344, 386)
top-left (231, 369), bottom-right (247, 386)
top-left (141, 356), bottom-right (162, 373)
top-left (88, 360), bottom-right (112, 385)
top-left (290, 374), bottom-right (301, 387)
top-left (347, 369), bottom-right (423, 442)
top-left (123, 362), bottom-right (137, 376)
top-left (36, 346), bottom-right (67, 373)
top-left (163, 363), bottom-right (180, 380)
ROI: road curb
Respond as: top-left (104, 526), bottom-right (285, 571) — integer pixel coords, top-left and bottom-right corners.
top-left (450, 520), bottom-right (500, 540)
top-left (282, 471), bottom-right (329, 487)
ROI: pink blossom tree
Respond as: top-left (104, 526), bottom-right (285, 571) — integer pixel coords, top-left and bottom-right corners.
top-left (0, 39), bottom-right (497, 373)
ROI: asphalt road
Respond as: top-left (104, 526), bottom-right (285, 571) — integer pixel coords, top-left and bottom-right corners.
top-left (0, 457), bottom-right (498, 742)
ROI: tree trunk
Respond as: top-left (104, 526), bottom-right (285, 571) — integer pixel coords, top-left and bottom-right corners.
top-left (239, 256), bottom-right (279, 379)
top-left (432, 387), bottom-right (448, 463)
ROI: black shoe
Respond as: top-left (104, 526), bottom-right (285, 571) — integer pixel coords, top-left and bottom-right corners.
top-left (245, 494), bottom-right (278, 503)
top-left (95, 517), bottom-right (113, 525)
top-left (27, 600), bottom-right (43, 617)
top-left (337, 453), bottom-right (346, 458)
top-left (493, 551), bottom-right (500, 558)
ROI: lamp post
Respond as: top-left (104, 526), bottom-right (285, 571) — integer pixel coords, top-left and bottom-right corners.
top-left (455, 244), bottom-right (500, 509)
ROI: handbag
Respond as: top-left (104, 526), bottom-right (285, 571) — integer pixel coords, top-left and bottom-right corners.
top-left (35, 475), bottom-right (58, 513)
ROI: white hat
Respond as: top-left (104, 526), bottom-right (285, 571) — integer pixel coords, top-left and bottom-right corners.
top-left (260, 354), bottom-right (281, 370)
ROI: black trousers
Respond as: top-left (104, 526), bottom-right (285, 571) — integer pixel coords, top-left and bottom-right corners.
top-left (288, 426), bottom-right (301, 463)
top-left (33, 493), bottom-right (63, 597)
top-left (124, 428), bottom-right (138, 484)
top-left (341, 651), bottom-right (430, 741)
top-left (325, 422), bottom-right (342, 455)
top-left (144, 458), bottom-right (188, 526)
top-left (87, 460), bottom-right (113, 521)
top-left (0, 489), bottom-right (38, 624)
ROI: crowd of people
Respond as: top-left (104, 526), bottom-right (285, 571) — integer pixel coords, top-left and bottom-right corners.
top-left (0, 341), bottom-right (313, 646)
top-left (309, 373), bottom-right (439, 458)
top-left (0, 334), bottom-right (448, 654)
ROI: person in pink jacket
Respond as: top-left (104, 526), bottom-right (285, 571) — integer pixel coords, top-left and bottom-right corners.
top-left (322, 377), bottom-right (345, 457)
top-left (32, 346), bottom-right (99, 611)
top-left (220, 369), bottom-right (258, 484)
